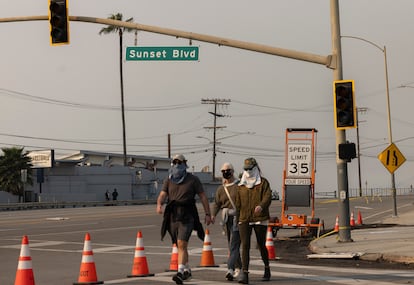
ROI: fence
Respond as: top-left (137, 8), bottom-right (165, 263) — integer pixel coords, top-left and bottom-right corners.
top-left (315, 187), bottom-right (414, 199)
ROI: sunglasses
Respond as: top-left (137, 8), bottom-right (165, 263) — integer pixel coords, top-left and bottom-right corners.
top-left (172, 160), bottom-right (183, 165)
top-left (244, 166), bottom-right (254, 171)
top-left (221, 169), bottom-right (232, 173)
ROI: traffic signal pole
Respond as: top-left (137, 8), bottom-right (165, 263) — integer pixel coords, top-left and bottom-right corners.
top-left (330, 0), bottom-right (352, 242)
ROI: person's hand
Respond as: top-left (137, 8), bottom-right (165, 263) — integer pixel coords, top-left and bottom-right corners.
top-left (205, 214), bottom-right (212, 225)
top-left (156, 204), bottom-right (163, 214)
top-left (254, 205), bottom-right (263, 214)
top-left (211, 216), bottom-right (216, 224)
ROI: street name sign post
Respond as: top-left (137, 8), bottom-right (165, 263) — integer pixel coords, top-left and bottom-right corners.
top-left (126, 46), bottom-right (199, 61)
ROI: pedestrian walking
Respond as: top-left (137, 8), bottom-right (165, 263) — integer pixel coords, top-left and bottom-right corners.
top-left (236, 157), bottom-right (272, 284)
top-left (112, 189), bottom-right (118, 201)
top-left (156, 154), bottom-right (212, 285)
top-left (211, 162), bottom-right (242, 281)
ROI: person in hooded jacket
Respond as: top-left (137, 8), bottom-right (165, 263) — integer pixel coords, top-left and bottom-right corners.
top-left (156, 154), bottom-right (212, 285)
top-left (236, 157), bottom-right (272, 284)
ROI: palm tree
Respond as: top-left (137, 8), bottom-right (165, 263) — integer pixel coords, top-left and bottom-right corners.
top-left (99, 13), bottom-right (135, 166)
top-left (0, 147), bottom-right (33, 200)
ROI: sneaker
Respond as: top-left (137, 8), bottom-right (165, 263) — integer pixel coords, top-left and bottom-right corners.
top-left (238, 271), bottom-right (249, 284)
top-left (172, 272), bottom-right (184, 285)
top-left (233, 268), bottom-right (240, 279)
top-left (225, 271), bottom-right (234, 281)
top-left (183, 269), bottom-right (192, 281)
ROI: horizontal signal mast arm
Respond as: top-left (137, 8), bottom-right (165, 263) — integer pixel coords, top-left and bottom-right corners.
top-left (0, 15), bottom-right (335, 69)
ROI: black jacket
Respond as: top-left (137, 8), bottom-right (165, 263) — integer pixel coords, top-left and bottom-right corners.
top-left (161, 199), bottom-right (205, 243)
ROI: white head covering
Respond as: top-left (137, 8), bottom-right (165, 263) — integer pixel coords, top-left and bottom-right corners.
top-left (238, 166), bottom-right (261, 188)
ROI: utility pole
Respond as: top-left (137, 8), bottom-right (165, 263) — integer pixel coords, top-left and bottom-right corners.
top-left (356, 107), bottom-right (367, 197)
top-left (201, 98), bottom-right (230, 181)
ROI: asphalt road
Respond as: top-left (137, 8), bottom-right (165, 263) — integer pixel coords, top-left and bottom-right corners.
top-left (1, 196), bottom-right (414, 284)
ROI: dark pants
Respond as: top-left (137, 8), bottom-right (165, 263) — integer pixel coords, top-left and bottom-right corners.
top-left (238, 222), bottom-right (269, 272)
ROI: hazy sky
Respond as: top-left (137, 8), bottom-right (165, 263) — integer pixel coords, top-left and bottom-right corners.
top-left (0, 0), bottom-right (413, 192)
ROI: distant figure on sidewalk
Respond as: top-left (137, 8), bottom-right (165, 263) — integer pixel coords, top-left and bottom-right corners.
top-left (112, 189), bottom-right (118, 201)
top-left (105, 190), bottom-right (110, 201)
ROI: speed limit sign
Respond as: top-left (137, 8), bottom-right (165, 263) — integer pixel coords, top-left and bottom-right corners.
top-left (287, 144), bottom-right (312, 178)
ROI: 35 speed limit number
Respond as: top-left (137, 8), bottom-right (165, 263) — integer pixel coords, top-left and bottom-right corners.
top-left (287, 144), bottom-right (312, 178)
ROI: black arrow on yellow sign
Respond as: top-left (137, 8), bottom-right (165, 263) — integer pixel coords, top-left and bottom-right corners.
top-left (378, 143), bottom-right (406, 174)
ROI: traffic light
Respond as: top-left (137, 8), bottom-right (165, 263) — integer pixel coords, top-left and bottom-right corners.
top-left (48, 0), bottom-right (69, 45)
top-left (333, 80), bottom-right (356, 129)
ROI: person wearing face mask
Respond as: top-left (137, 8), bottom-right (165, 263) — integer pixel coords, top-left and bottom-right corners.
top-left (156, 154), bottom-right (212, 285)
top-left (211, 162), bottom-right (242, 281)
top-left (236, 157), bottom-right (272, 284)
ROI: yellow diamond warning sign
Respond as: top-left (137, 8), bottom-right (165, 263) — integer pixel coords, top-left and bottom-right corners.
top-left (378, 143), bottom-right (406, 174)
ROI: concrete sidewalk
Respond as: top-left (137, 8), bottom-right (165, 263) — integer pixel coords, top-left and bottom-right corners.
top-left (309, 209), bottom-right (414, 264)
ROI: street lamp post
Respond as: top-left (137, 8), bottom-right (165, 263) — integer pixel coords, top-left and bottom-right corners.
top-left (342, 35), bottom-right (397, 216)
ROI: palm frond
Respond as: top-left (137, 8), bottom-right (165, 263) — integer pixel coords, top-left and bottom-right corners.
top-left (98, 13), bottom-right (135, 35)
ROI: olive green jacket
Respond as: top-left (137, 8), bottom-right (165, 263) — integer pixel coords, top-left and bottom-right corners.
top-left (236, 177), bottom-right (272, 223)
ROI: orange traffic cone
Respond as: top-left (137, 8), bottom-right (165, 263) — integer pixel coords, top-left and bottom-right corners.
top-left (15, 235), bottom-right (35, 285)
top-left (357, 210), bottom-right (363, 225)
top-left (334, 216), bottom-right (339, 232)
top-left (73, 233), bottom-right (103, 285)
top-left (199, 229), bottom-right (218, 267)
top-left (166, 243), bottom-right (178, 272)
top-left (127, 231), bottom-right (154, 277)
top-left (350, 212), bottom-right (355, 227)
top-left (265, 226), bottom-right (277, 260)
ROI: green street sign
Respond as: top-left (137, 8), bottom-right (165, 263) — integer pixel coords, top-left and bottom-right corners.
top-left (126, 46), bottom-right (199, 61)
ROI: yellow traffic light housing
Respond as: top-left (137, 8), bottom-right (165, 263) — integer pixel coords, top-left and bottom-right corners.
top-left (333, 80), bottom-right (356, 129)
top-left (49, 0), bottom-right (70, 45)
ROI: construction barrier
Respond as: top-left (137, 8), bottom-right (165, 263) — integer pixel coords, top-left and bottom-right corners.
top-left (166, 243), bottom-right (178, 272)
top-left (199, 229), bottom-right (218, 267)
top-left (357, 210), bottom-right (363, 225)
top-left (73, 233), bottom-right (103, 285)
top-left (334, 216), bottom-right (339, 232)
top-left (265, 226), bottom-right (277, 260)
top-left (15, 235), bottom-right (35, 285)
top-left (350, 212), bottom-right (355, 227)
top-left (127, 231), bottom-right (154, 277)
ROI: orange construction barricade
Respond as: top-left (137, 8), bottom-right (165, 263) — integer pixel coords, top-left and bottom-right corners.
top-left (334, 216), bottom-right (339, 232)
top-left (127, 231), bottom-right (154, 277)
top-left (73, 233), bottom-right (103, 285)
top-left (199, 229), bottom-right (218, 267)
top-left (166, 243), bottom-right (178, 272)
top-left (15, 235), bottom-right (35, 285)
top-left (357, 210), bottom-right (363, 225)
top-left (265, 226), bottom-right (277, 260)
top-left (350, 212), bottom-right (356, 227)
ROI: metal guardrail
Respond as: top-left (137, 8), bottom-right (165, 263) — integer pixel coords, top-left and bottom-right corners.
top-left (1, 188), bottom-right (412, 211)
top-left (0, 199), bottom-right (157, 211)
top-left (315, 188), bottom-right (414, 199)
top-left (315, 191), bottom-right (337, 199)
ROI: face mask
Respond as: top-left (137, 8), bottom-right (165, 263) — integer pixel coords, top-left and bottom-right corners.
top-left (171, 163), bottom-right (186, 179)
top-left (222, 171), bottom-right (233, 179)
